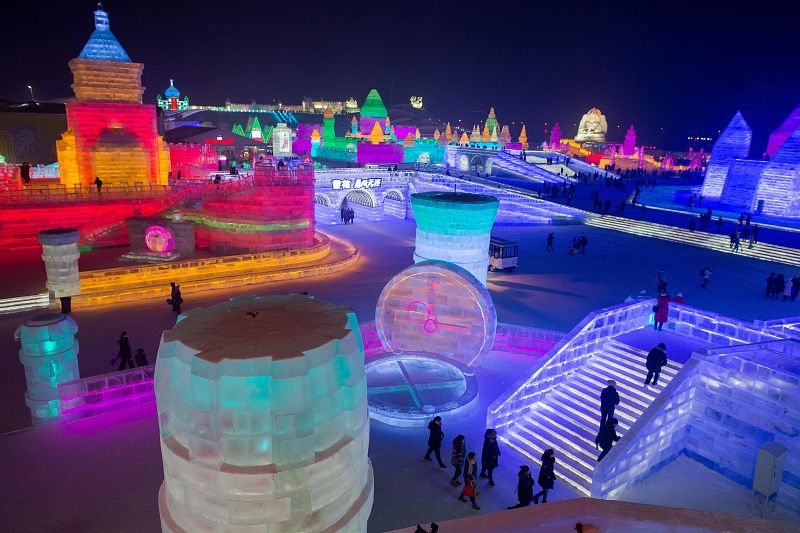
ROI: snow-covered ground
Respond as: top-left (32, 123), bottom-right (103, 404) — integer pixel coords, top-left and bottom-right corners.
top-left (0, 218), bottom-right (798, 531)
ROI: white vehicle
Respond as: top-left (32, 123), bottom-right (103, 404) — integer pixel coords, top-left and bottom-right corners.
top-left (488, 236), bottom-right (519, 272)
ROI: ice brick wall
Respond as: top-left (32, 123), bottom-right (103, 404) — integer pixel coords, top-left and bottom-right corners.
top-left (701, 112), bottom-right (752, 199)
top-left (410, 191), bottom-right (499, 286)
top-left (155, 295), bottom-right (373, 532)
top-left (38, 228), bottom-right (81, 298)
top-left (720, 159), bottom-right (767, 211)
top-left (757, 126), bottom-right (800, 217)
top-left (14, 313), bottom-right (80, 422)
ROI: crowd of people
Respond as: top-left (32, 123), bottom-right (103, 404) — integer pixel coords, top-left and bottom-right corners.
top-left (112, 331), bottom-right (150, 370)
top-left (424, 417), bottom-right (557, 512)
top-left (766, 273), bottom-right (800, 301)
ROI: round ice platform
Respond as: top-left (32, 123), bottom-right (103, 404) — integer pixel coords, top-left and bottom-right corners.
top-left (365, 353), bottom-right (479, 428)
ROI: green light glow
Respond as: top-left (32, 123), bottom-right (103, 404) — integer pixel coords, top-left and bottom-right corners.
top-left (169, 213), bottom-right (310, 234)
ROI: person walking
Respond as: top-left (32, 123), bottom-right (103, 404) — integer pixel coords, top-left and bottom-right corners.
top-left (507, 466), bottom-right (534, 509)
top-left (20, 162), bottom-right (31, 184)
top-left (546, 232), bottom-right (554, 251)
top-left (784, 276), bottom-right (793, 302)
top-left (134, 348), bottom-right (149, 367)
top-left (600, 380), bottom-right (619, 428)
top-left (645, 343), bottom-right (668, 386)
top-left (479, 429), bottom-right (501, 486)
top-left (169, 282), bottom-right (183, 314)
top-left (450, 435), bottom-right (466, 486)
top-left (700, 266), bottom-right (712, 289)
top-left (457, 452), bottom-right (480, 510)
top-left (595, 418), bottom-right (620, 462)
top-left (774, 274), bottom-right (785, 300)
top-left (93, 176), bottom-right (103, 192)
top-left (424, 416), bottom-right (447, 468)
top-left (117, 332), bottom-right (134, 371)
top-left (533, 449), bottom-right (556, 503)
top-left (791, 275), bottom-right (800, 302)
top-left (766, 273), bottom-right (777, 298)
top-left (653, 291), bottom-right (670, 331)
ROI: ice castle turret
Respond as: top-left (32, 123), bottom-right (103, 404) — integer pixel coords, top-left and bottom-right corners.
top-left (766, 104), bottom-right (800, 157)
top-left (701, 111), bottom-right (752, 199)
top-left (757, 126), bottom-right (800, 217)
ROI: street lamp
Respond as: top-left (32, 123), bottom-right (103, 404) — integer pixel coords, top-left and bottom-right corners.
top-left (27, 85), bottom-right (34, 101)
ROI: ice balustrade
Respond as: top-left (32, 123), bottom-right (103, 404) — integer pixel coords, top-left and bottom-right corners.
top-left (593, 340), bottom-right (800, 514)
top-left (0, 183), bottom-right (175, 204)
top-left (57, 364), bottom-right (155, 422)
top-left (667, 303), bottom-right (784, 346)
top-left (487, 299), bottom-right (655, 431)
top-left (493, 323), bottom-right (564, 357)
top-left (754, 316), bottom-right (800, 339)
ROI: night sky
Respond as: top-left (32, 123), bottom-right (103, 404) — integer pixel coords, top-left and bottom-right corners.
top-left (2, 0), bottom-right (799, 151)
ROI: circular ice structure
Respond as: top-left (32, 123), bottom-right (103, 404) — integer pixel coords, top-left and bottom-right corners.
top-left (410, 191), bottom-right (499, 287)
top-left (155, 294), bottom-right (373, 532)
top-left (38, 228), bottom-right (80, 298)
top-left (365, 353), bottom-right (478, 427)
top-left (375, 260), bottom-right (497, 366)
top-left (144, 224), bottom-right (176, 253)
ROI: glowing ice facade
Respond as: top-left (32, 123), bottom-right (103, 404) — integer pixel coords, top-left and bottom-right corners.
top-left (38, 228), bottom-right (81, 298)
top-left (375, 261), bottom-right (497, 366)
top-left (272, 123), bottom-right (293, 157)
top-left (700, 112), bottom-right (752, 199)
top-left (14, 314), bottom-right (80, 423)
top-left (155, 295), bottom-right (373, 532)
top-left (410, 191), bottom-right (499, 287)
top-left (56, 5), bottom-right (170, 189)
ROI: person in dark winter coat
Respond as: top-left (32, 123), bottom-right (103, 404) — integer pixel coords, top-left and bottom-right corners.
top-left (170, 282), bottom-right (183, 314)
top-left (600, 380), bottom-right (619, 428)
top-left (458, 452), bottom-right (480, 509)
top-left (507, 465), bottom-right (534, 509)
top-left (450, 435), bottom-right (466, 486)
top-left (479, 429), bottom-right (501, 485)
top-left (653, 291), bottom-right (670, 331)
top-left (645, 343), bottom-right (668, 386)
top-left (134, 348), bottom-right (149, 367)
top-left (424, 416), bottom-right (446, 467)
top-left (595, 419), bottom-right (620, 462)
top-left (534, 449), bottom-right (556, 503)
top-left (117, 332), bottom-right (133, 371)
top-left (766, 273), bottom-right (777, 298)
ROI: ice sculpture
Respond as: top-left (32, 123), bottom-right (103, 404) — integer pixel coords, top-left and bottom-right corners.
top-left (757, 126), bottom-right (800, 217)
top-left (375, 260), bottom-right (497, 366)
top-left (38, 228), bottom-right (81, 298)
top-left (272, 123), bottom-right (293, 157)
top-left (700, 111), bottom-right (752, 199)
top-left (14, 313), bottom-right (80, 422)
top-left (155, 294), bottom-right (373, 532)
top-left (410, 191), bottom-right (499, 287)
top-left (575, 108), bottom-right (608, 142)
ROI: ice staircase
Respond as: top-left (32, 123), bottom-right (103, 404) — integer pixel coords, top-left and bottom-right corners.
top-left (585, 214), bottom-right (800, 267)
top-left (500, 339), bottom-right (682, 497)
top-left (490, 151), bottom-right (571, 184)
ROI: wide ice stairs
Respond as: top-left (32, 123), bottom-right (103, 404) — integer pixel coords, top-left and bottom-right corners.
top-left (500, 339), bottom-right (682, 496)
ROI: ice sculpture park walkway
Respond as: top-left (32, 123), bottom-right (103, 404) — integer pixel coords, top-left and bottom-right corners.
top-left (497, 338), bottom-right (682, 496)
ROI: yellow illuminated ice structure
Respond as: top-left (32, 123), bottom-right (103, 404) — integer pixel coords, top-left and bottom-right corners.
top-left (38, 228), bottom-right (81, 298)
top-left (375, 260), bottom-right (497, 366)
top-left (155, 294), bottom-right (373, 532)
top-left (415, 128), bottom-right (421, 139)
top-left (403, 133), bottom-right (415, 147)
top-left (369, 121), bottom-right (384, 145)
top-left (434, 129), bottom-right (441, 140)
top-left (459, 132), bottom-right (469, 146)
top-left (491, 127), bottom-right (498, 143)
top-left (14, 313), bottom-right (80, 423)
top-left (481, 124), bottom-right (491, 142)
top-left (310, 128), bottom-right (321, 143)
top-left (519, 124), bottom-right (529, 149)
top-left (445, 122), bottom-right (452, 141)
top-left (470, 125), bottom-right (481, 142)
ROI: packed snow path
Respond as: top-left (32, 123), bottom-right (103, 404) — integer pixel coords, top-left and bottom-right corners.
top-left (500, 339), bottom-right (681, 496)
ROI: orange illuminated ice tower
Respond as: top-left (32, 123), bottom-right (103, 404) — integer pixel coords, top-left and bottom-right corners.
top-left (57, 4), bottom-right (169, 189)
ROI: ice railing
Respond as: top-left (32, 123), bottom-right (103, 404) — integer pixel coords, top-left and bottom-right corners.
top-left (753, 316), bottom-right (800, 339)
top-left (667, 303), bottom-right (784, 346)
top-left (57, 364), bottom-right (155, 422)
top-left (487, 299), bottom-right (654, 431)
top-left (591, 359), bottom-right (699, 498)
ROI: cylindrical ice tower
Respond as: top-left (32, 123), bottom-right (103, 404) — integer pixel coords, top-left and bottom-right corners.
top-left (410, 192), bottom-right (499, 286)
top-left (155, 294), bottom-right (373, 532)
top-left (14, 313), bottom-right (80, 423)
top-left (38, 228), bottom-right (81, 298)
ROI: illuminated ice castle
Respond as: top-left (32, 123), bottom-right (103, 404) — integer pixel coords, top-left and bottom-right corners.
top-left (56, 4), bottom-right (170, 188)
top-left (701, 108), bottom-right (800, 217)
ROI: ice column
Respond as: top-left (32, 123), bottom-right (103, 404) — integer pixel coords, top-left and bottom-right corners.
top-left (14, 313), bottom-right (80, 423)
top-left (155, 294), bottom-right (373, 532)
top-left (410, 192), bottom-right (499, 286)
top-left (38, 228), bottom-right (81, 301)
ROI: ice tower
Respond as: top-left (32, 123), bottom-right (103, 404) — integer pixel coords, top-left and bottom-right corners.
top-left (155, 295), bottom-right (373, 532)
top-left (359, 89), bottom-right (388, 137)
top-left (410, 192), bottom-right (499, 287)
top-left (767, 104), bottom-right (800, 158)
top-left (56, 4), bottom-right (170, 189)
top-left (758, 126), bottom-right (800, 217)
top-left (701, 112), bottom-right (752, 199)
